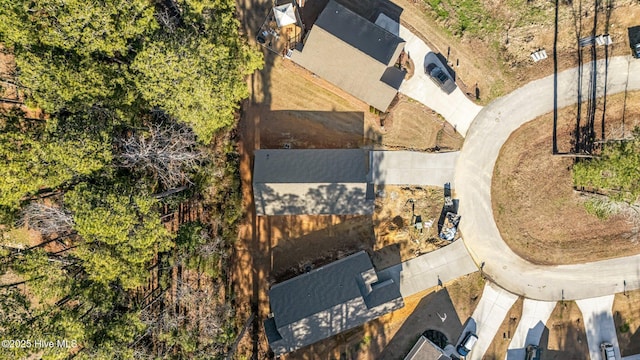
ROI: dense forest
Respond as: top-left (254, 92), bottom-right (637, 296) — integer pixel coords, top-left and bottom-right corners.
top-left (0, 0), bottom-right (261, 358)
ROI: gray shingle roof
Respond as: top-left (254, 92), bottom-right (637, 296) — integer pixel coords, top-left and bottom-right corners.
top-left (314, 1), bottom-right (403, 65)
top-left (265, 251), bottom-right (404, 355)
top-left (289, 0), bottom-right (405, 111)
top-left (404, 336), bottom-right (451, 360)
top-left (253, 149), bottom-right (374, 215)
top-left (253, 149), bottom-right (368, 184)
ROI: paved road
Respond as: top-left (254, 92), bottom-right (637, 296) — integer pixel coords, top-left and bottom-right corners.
top-left (369, 150), bottom-right (459, 186)
top-left (456, 55), bottom-right (640, 301)
top-left (398, 25), bottom-right (482, 136)
top-left (505, 299), bottom-right (557, 360)
top-left (576, 295), bottom-right (621, 360)
top-left (465, 282), bottom-right (518, 360)
top-left (378, 240), bottom-right (478, 298)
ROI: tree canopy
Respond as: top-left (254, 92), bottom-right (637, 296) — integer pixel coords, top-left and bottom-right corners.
top-left (573, 128), bottom-right (640, 203)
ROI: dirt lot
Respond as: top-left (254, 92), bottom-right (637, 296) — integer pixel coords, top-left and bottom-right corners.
top-left (257, 57), bottom-right (463, 151)
top-left (613, 289), bottom-right (640, 356)
top-left (542, 301), bottom-right (590, 359)
top-left (370, 185), bottom-right (457, 269)
top-left (492, 91), bottom-right (640, 265)
top-left (392, 0), bottom-right (640, 104)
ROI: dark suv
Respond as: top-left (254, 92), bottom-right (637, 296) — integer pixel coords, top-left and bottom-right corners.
top-left (425, 63), bottom-right (456, 94)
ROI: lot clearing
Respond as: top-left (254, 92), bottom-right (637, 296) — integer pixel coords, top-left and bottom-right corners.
top-left (492, 91), bottom-right (640, 265)
top-left (542, 301), bottom-right (590, 359)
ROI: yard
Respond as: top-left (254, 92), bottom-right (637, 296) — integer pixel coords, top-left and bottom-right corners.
top-left (392, 0), bottom-right (640, 104)
top-left (492, 91), bottom-right (640, 265)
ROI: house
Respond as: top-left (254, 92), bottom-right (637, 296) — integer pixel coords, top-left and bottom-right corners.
top-left (252, 149), bottom-right (374, 216)
top-left (264, 251), bottom-right (404, 355)
top-left (404, 335), bottom-right (451, 360)
top-left (289, 0), bottom-right (406, 111)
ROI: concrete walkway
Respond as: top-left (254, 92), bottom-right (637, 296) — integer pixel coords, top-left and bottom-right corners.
top-left (378, 240), bottom-right (478, 298)
top-left (576, 295), bottom-right (621, 360)
top-left (369, 150), bottom-right (459, 186)
top-left (398, 25), bottom-right (482, 137)
top-left (466, 283), bottom-right (519, 360)
top-left (505, 299), bottom-right (557, 360)
top-left (456, 55), bottom-right (640, 300)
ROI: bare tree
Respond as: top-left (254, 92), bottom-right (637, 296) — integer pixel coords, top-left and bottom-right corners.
top-left (118, 123), bottom-right (203, 189)
top-left (18, 202), bottom-right (74, 235)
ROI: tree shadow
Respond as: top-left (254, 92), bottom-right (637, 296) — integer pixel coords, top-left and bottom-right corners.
top-left (378, 289), bottom-right (464, 359)
top-left (614, 307), bottom-right (640, 356)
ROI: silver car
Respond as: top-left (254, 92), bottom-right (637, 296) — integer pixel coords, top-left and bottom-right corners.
top-left (425, 62), bottom-right (456, 94)
top-left (600, 342), bottom-right (615, 360)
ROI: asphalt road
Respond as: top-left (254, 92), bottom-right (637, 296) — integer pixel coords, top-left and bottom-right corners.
top-left (455, 55), bottom-right (640, 301)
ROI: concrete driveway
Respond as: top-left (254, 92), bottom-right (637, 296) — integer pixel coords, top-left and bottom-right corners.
top-left (369, 150), bottom-right (459, 186)
top-left (464, 283), bottom-right (518, 360)
top-left (505, 299), bottom-right (557, 360)
top-left (455, 55), bottom-right (640, 300)
top-left (398, 25), bottom-right (482, 137)
top-left (378, 240), bottom-right (478, 298)
top-left (576, 295), bottom-right (621, 360)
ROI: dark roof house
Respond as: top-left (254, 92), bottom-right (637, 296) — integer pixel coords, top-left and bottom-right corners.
top-left (253, 149), bottom-right (374, 215)
top-left (289, 0), bottom-right (405, 111)
top-left (404, 335), bottom-right (451, 360)
top-left (264, 251), bottom-right (404, 355)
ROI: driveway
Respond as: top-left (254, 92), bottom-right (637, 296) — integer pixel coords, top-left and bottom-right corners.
top-left (463, 282), bottom-right (518, 360)
top-left (398, 26), bottom-right (482, 137)
top-left (505, 299), bottom-right (557, 360)
top-left (576, 295), bottom-right (620, 360)
top-left (455, 55), bottom-right (640, 301)
top-left (369, 150), bottom-right (459, 186)
top-left (377, 240), bottom-right (478, 298)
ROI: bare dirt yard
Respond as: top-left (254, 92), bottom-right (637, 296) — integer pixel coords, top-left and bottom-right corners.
top-left (392, 0), bottom-right (640, 104)
top-left (542, 301), bottom-right (590, 359)
top-left (613, 289), bottom-right (640, 356)
top-left (492, 91), bottom-right (640, 265)
top-left (370, 185), bottom-right (458, 269)
top-left (258, 57), bottom-right (463, 152)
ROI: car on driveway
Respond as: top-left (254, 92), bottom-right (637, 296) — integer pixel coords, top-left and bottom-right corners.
top-left (526, 344), bottom-right (541, 360)
top-left (600, 342), bottom-right (615, 360)
top-left (425, 62), bottom-right (456, 94)
top-left (456, 332), bottom-right (478, 357)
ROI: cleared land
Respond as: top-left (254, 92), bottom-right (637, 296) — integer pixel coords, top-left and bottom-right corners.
top-left (392, 0), bottom-right (640, 104)
top-left (542, 301), bottom-right (590, 359)
top-left (492, 91), bottom-right (640, 265)
top-left (613, 290), bottom-right (640, 356)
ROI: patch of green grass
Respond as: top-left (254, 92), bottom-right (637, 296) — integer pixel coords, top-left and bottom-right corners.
top-left (619, 322), bottom-right (630, 333)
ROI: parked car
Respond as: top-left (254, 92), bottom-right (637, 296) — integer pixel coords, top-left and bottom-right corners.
top-left (425, 63), bottom-right (456, 94)
top-left (600, 342), bottom-right (615, 360)
top-left (456, 332), bottom-right (478, 357)
top-left (526, 344), bottom-right (541, 360)
top-left (634, 43), bottom-right (640, 58)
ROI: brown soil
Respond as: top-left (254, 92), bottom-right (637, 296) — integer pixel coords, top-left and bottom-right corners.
top-left (542, 302), bottom-right (590, 359)
top-left (484, 297), bottom-right (524, 360)
top-left (613, 290), bottom-right (640, 356)
top-left (371, 185), bottom-right (457, 269)
top-left (392, 0), bottom-right (640, 104)
top-left (492, 91), bottom-right (640, 265)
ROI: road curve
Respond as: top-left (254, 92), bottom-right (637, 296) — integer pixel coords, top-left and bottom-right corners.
top-left (455, 55), bottom-right (640, 301)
